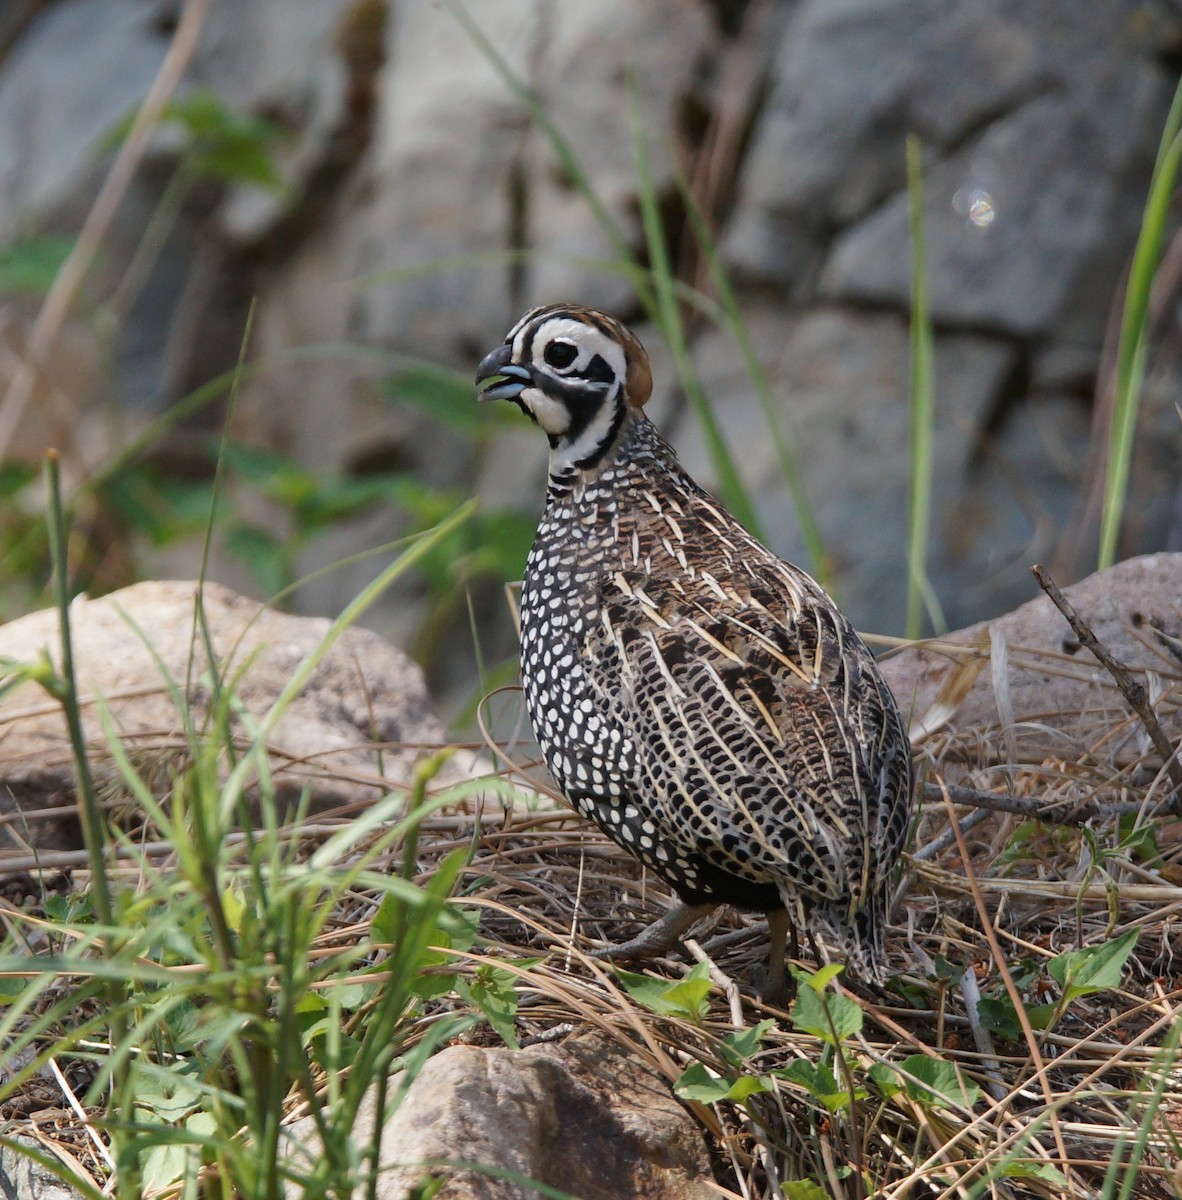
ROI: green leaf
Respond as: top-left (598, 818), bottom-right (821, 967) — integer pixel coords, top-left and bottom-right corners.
top-left (220, 880), bottom-right (246, 934)
top-left (1117, 818), bottom-right (1159, 862)
top-left (42, 892), bottom-right (93, 924)
top-left (718, 1019), bottom-right (776, 1068)
top-left (135, 1065), bottom-right (202, 1121)
top-left (0, 461), bottom-right (36, 500)
top-left (0, 236), bottom-right (75, 295)
top-left (789, 974), bottom-right (862, 1046)
top-left (458, 962), bottom-right (533, 1050)
top-left (616, 961), bottom-right (713, 1021)
top-left (1048, 929), bottom-right (1139, 1002)
top-left (933, 954), bottom-right (965, 983)
top-left (776, 1059), bottom-right (859, 1113)
top-left (386, 365), bottom-right (520, 431)
top-left (103, 88), bottom-right (283, 190)
top-left (138, 1110), bottom-right (215, 1191)
top-left (898, 1054), bottom-right (980, 1111)
top-left (801, 962), bottom-right (845, 991)
top-left (103, 466), bottom-right (222, 546)
top-left (674, 1062), bottom-right (770, 1104)
top-left (323, 979), bottom-right (371, 1011)
top-left (0, 975), bottom-right (29, 1004)
top-left (999, 1160), bottom-right (1068, 1186)
top-left (1026, 1001), bottom-right (1059, 1031)
top-left (223, 521), bottom-right (288, 596)
top-left (783, 1180), bottom-right (830, 1200)
top-left (867, 1061), bottom-right (903, 1098)
top-left (976, 996), bottom-right (1022, 1040)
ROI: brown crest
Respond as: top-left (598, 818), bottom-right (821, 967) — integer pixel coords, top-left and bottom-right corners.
top-left (619, 325), bottom-right (653, 408)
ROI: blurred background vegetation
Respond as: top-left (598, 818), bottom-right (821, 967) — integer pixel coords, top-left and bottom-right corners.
top-left (0, 0), bottom-right (1180, 720)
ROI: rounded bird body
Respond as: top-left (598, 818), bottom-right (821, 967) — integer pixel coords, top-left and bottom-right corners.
top-left (477, 304), bottom-right (913, 992)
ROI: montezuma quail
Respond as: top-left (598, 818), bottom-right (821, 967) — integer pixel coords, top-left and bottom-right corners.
top-left (475, 304), bottom-right (913, 1000)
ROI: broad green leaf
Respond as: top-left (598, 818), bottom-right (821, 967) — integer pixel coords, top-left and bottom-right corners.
top-left (898, 1054), bottom-right (980, 1110)
top-left (801, 962), bottom-right (845, 991)
top-left (719, 1019), bottom-right (776, 1068)
top-left (220, 881), bottom-right (245, 934)
top-left (139, 1110), bottom-right (216, 1191)
top-left (458, 962), bottom-right (534, 1050)
top-left (223, 521), bottom-right (287, 596)
top-left (1026, 1001), bottom-right (1058, 1031)
top-left (135, 1065), bottom-right (202, 1121)
top-left (0, 976), bottom-right (30, 1004)
top-left (789, 978), bottom-right (862, 1046)
top-left (976, 996), bottom-right (1022, 1040)
top-left (385, 365), bottom-right (522, 431)
top-left (42, 893), bottom-right (93, 924)
top-left (323, 980), bottom-right (371, 1011)
top-left (783, 1181), bottom-right (830, 1200)
top-left (867, 1061), bottom-right (902, 1098)
top-left (617, 961), bottom-right (713, 1021)
top-left (776, 1059), bottom-right (862, 1112)
top-left (0, 461), bottom-right (36, 499)
top-left (1048, 929), bottom-right (1139, 1002)
top-left (675, 1062), bottom-right (770, 1104)
top-left (102, 89), bottom-right (283, 190)
top-left (933, 954), bottom-right (965, 983)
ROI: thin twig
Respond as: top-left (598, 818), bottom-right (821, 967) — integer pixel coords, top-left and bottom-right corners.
top-left (923, 781), bottom-right (1153, 824)
top-left (1032, 563), bottom-right (1182, 809)
top-left (48, 1057), bottom-right (115, 1172)
top-left (939, 779), bottom-right (1079, 1196)
top-left (911, 807), bottom-right (991, 863)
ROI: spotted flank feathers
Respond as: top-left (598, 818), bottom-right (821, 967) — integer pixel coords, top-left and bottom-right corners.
top-left (475, 304), bottom-right (913, 990)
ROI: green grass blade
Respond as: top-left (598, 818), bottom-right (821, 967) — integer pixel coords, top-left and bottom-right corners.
top-left (1099, 1014), bottom-right (1181, 1199)
top-left (905, 136), bottom-right (944, 638)
top-left (1098, 75), bottom-right (1182, 568)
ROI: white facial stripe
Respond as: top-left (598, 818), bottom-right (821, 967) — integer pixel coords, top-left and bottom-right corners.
top-left (525, 392), bottom-right (571, 436)
top-left (513, 316), bottom-right (627, 385)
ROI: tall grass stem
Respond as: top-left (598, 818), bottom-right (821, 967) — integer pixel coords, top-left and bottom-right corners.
top-left (905, 136), bottom-right (943, 639)
top-left (1098, 76), bottom-right (1182, 568)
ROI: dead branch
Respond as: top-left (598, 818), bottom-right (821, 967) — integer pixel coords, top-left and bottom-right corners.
top-left (1032, 563), bottom-right (1182, 811)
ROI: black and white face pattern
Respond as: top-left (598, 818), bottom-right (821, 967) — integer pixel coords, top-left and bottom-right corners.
top-left (475, 306), bottom-right (630, 471)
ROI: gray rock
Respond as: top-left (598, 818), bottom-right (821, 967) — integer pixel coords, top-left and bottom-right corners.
top-left (931, 392), bottom-right (1094, 632)
top-left (0, 0), bottom-right (166, 238)
top-left (820, 87), bottom-right (1168, 339)
top-left (0, 1140), bottom-right (84, 1200)
top-left (282, 1034), bottom-right (715, 1200)
top-left (881, 552), bottom-right (1182, 756)
top-left (728, 0), bottom-right (1175, 296)
top-left (727, 0), bottom-right (1045, 251)
top-left (0, 580), bottom-right (462, 855)
top-left (348, 0), bottom-right (716, 364)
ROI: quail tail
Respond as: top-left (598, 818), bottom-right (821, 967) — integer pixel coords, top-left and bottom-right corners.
top-left (815, 886), bottom-right (892, 986)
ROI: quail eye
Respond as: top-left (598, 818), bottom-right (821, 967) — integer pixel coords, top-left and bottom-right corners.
top-left (544, 340), bottom-right (578, 369)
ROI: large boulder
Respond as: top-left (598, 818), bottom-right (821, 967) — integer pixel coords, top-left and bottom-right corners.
top-left (282, 1034), bottom-right (715, 1200)
top-left (881, 553), bottom-right (1182, 763)
top-left (0, 579), bottom-right (463, 854)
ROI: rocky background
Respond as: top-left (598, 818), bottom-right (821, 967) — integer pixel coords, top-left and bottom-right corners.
top-left (1, 0), bottom-right (1180, 710)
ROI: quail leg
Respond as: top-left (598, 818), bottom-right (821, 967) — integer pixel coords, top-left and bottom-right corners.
top-left (588, 902), bottom-right (715, 962)
top-left (763, 908), bottom-right (795, 1007)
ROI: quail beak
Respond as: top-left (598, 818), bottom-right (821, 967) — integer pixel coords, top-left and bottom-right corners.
top-left (475, 343), bottom-right (531, 402)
